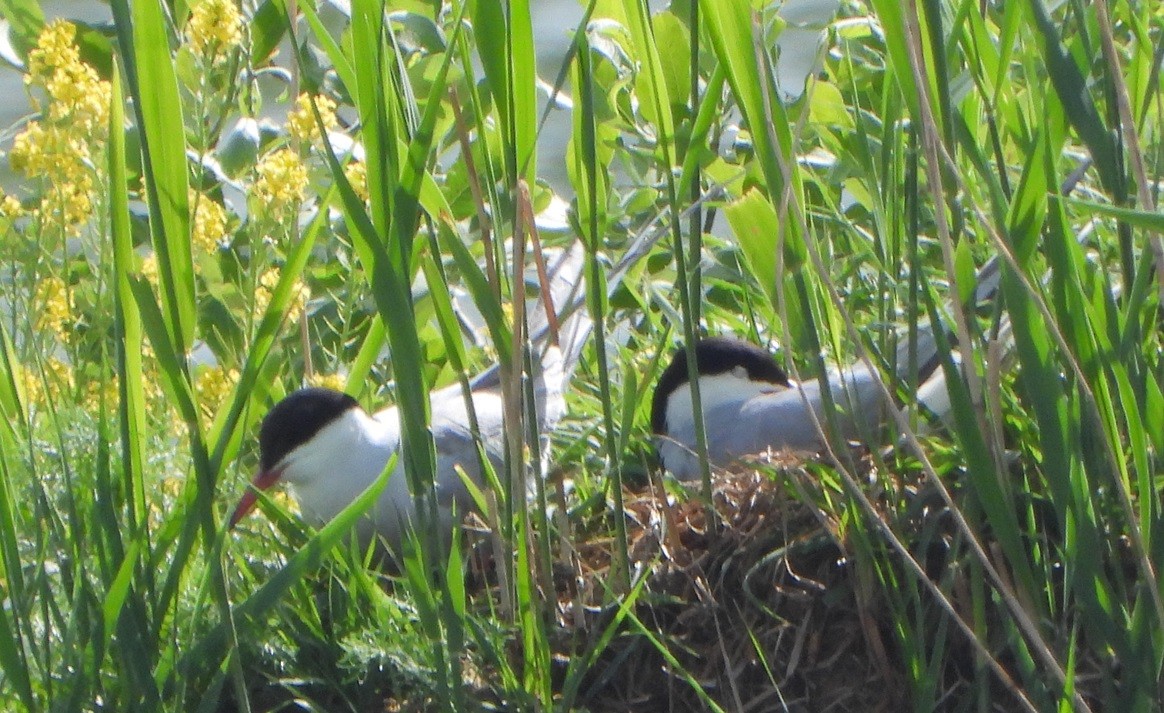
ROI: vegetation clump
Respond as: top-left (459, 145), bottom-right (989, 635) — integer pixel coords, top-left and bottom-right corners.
top-left (0, 1), bottom-right (1158, 711)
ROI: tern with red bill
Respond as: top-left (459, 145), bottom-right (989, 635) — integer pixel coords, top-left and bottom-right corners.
top-left (229, 242), bottom-right (591, 552)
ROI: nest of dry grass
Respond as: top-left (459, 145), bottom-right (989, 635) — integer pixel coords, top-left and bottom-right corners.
top-left (540, 452), bottom-right (906, 712)
top-left (424, 446), bottom-right (1098, 712)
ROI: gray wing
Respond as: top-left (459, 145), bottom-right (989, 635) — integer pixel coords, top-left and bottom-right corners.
top-left (430, 390), bottom-right (506, 509)
top-left (470, 240), bottom-right (591, 392)
top-left (660, 363), bottom-right (905, 481)
top-left (366, 393), bottom-right (506, 552)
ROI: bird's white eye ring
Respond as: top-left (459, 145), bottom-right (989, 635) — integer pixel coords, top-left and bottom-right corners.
top-left (731, 365), bottom-right (749, 379)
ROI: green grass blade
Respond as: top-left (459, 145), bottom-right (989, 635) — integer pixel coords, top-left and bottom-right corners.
top-left (0, 433), bottom-right (33, 708)
top-left (473, 1), bottom-right (514, 180)
top-left (1062, 197), bottom-right (1164, 233)
top-left (109, 59), bottom-right (149, 532)
top-left (439, 227), bottom-right (513, 370)
top-left (314, 5), bottom-right (472, 707)
top-left (700, 0), bottom-right (798, 199)
top-left (0, 0), bottom-right (44, 58)
top-left (570, 29), bottom-right (629, 590)
top-left (296, 0), bottom-right (357, 95)
top-left (101, 541), bottom-right (140, 647)
top-left (510, 0), bottom-right (538, 184)
top-left (866, 0), bottom-right (918, 116)
top-left (557, 563), bottom-right (650, 708)
top-left (179, 455), bottom-right (394, 677)
top-left (345, 315), bottom-right (386, 398)
top-left (207, 187), bottom-right (333, 473)
top-left (677, 64), bottom-right (725, 199)
top-left (0, 317), bottom-right (24, 442)
top-left (350, 0), bottom-right (398, 233)
top-left (1022, 0), bottom-right (1122, 199)
top-left (114, 0), bottom-right (196, 351)
top-left (128, 278), bottom-right (199, 432)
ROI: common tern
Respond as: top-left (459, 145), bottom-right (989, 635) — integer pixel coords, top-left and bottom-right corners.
top-left (652, 258), bottom-right (1005, 479)
top-left (229, 242), bottom-right (591, 551)
top-left (650, 330), bottom-right (946, 479)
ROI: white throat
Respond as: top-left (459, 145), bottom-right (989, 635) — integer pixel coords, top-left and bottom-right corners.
top-left (279, 408), bottom-right (397, 525)
top-left (664, 370), bottom-right (786, 435)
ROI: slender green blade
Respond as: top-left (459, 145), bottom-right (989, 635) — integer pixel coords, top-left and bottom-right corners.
top-left (109, 59), bottom-right (148, 529)
top-left (179, 457), bottom-right (395, 674)
top-left (0, 433), bottom-right (33, 708)
top-left (700, 0), bottom-right (805, 270)
top-left (0, 0), bottom-right (44, 58)
top-left (123, 0), bottom-right (196, 351)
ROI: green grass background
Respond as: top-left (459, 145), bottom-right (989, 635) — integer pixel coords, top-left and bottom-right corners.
top-left (0, 0), bottom-right (1160, 710)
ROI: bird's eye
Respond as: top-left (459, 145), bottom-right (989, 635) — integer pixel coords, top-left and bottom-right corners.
top-left (732, 365), bottom-right (748, 379)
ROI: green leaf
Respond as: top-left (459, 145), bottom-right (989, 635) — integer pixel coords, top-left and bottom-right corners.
top-left (116, 0), bottom-right (196, 351)
top-left (74, 21), bottom-right (116, 79)
top-left (809, 81), bottom-right (854, 129)
top-left (724, 189), bottom-right (781, 307)
top-left (102, 542), bottom-right (141, 645)
top-left (250, 0), bottom-right (285, 63)
top-left (0, 0), bottom-right (44, 58)
top-left (701, 0), bottom-right (805, 270)
top-left (652, 11), bottom-right (691, 109)
top-left (390, 11), bottom-right (447, 54)
top-left (180, 455), bottom-right (396, 674)
top-left (110, 60), bottom-right (149, 526)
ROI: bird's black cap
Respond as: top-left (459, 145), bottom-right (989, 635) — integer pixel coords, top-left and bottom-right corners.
top-left (258, 387), bottom-right (360, 471)
top-left (650, 337), bottom-right (790, 434)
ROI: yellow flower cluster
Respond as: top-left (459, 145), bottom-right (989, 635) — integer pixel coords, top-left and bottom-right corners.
top-left (25, 20), bottom-right (110, 133)
top-left (286, 93), bottom-right (338, 144)
top-left (196, 364), bottom-right (239, 416)
top-left (185, 0), bottom-right (244, 63)
top-left (139, 253), bottom-right (159, 283)
top-left (255, 268), bottom-right (309, 323)
top-left (22, 356), bottom-right (72, 408)
top-left (343, 159), bottom-right (369, 202)
top-left (0, 195), bottom-right (22, 220)
top-left (34, 276), bottom-right (72, 337)
top-left (25, 21), bottom-right (77, 79)
top-left (190, 189), bottom-right (228, 254)
top-left (10, 20), bottom-right (110, 231)
top-left (253, 149), bottom-right (308, 218)
top-left (307, 372), bottom-right (346, 391)
top-left (10, 124), bottom-right (96, 226)
top-left (83, 377), bottom-right (120, 412)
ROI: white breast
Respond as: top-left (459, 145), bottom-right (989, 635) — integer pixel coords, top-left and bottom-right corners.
top-left (663, 370), bottom-right (786, 437)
